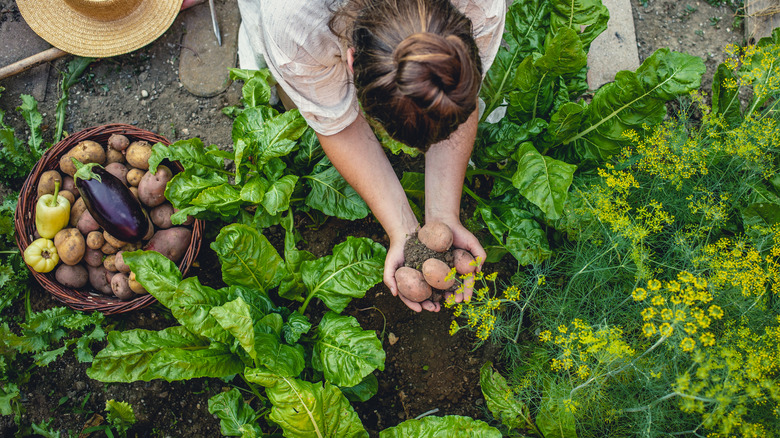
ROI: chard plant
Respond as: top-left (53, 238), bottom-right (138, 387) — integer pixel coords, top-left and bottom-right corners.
top-left (457, 29), bottom-right (780, 438)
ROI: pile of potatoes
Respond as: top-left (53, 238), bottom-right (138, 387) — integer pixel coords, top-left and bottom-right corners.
top-left (35, 134), bottom-right (194, 300)
top-left (394, 222), bottom-right (477, 302)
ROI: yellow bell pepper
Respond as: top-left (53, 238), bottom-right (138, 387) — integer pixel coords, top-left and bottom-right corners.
top-left (35, 181), bottom-right (70, 239)
top-left (23, 238), bottom-right (59, 273)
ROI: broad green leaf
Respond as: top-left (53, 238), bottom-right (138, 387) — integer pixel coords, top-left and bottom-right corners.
top-left (122, 251), bottom-right (182, 306)
top-left (379, 415), bottom-right (502, 438)
top-left (191, 183), bottom-right (243, 217)
top-left (17, 95), bottom-right (43, 157)
top-left (278, 211), bottom-right (317, 301)
top-left (149, 138), bottom-right (226, 175)
top-left (208, 388), bottom-right (262, 437)
top-left (171, 277), bottom-right (232, 343)
top-left (480, 0), bottom-right (549, 120)
top-left (105, 400), bottom-right (137, 430)
top-left (301, 237), bottom-right (386, 312)
top-left (211, 224), bottom-right (285, 293)
top-left (480, 362), bottom-right (528, 431)
top-left (743, 202), bottom-right (780, 234)
top-left (312, 312), bottom-right (385, 387)
top-left (0, 382), bottom-right (19, 416)
top-left (512, 142), bottom-right (577, 219)
top-left (536, 27), bottom-right (588, 76)
top-left (712, 63), bottom-right (742, 127)
top-left (282, 311), bottom-right (312, 344)
top-left (401, 172), bottom-right (425, 204)
top-left (210, 297), bottom-right (261, 360)
top-left (548, 0), bottom-right (609, 49)
top-left (305, 164), bottom-right (370, 220)
top-left (553, 49), bottom-right (705, 160)
top-left (240, 174), bottom-right (269, 203)
top-left (87, 326), bottom-right (206, 382)
top-left (245, 369), bottom-right (369, 438)
top-left (263, 174), bottom-right (299, 215)
top-left (536, 396), bottom-right (578, 438)
top-left (340, 373), bottom-right (379, 403)
top-left (147, 341), bottom-right (245, 382)
top-left (165, 171), bottom-right (230, 209)
top-left (474, 118), bottom-right (547, 166)
top-left (293, 129), bottom-right (325, 172)
top-left (478, 205), bottom-right (552, 265)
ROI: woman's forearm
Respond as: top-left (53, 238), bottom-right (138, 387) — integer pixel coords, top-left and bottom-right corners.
top-left (316, 114), bottom-right (419, 241)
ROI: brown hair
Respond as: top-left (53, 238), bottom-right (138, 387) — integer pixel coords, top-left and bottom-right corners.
top-left (330, 0), bottom-right (482, 151)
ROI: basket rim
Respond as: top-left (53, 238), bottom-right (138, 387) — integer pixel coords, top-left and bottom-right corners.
top-left (14, 123), bottom-right (204, 315)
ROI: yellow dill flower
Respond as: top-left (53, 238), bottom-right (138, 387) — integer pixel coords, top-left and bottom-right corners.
top-left (632, 287), bottom-right (648, 301)
top-left (485, 272), bottom-right (498, 281)
top-left (678, 271), bottom-right (695, 283)
top-left (700, 332), bottom-right (716, 347)
top-left (449, 320), bottom-right (459, 336)
top-left (667, 281), bottom-right (681, 293)
top-left (647, 279), bottom-right (662, 291)
top-left (558, 325), bottom-right (568, 333)
top-left (444, 267), bottom-right (457, 282)
top-left (642, 307), bottom-right (657, 321)
top-left (680, 337), bottom-right (696, 352)
top-left (539, 330), bottom-right (552, 342)
top-left (503, 285), bottom-right (520, 301)
top-left (659, 323), bottom-right (674, 337)
top-left (537, 275), bottom-right (546, 286)
top-left (694, 277), bottom-right (708, 289)
top-left (577, 365), bottom-right (590, 379)
top-left (709, 305), bottom-right (724, 319)
top-left (661, 308), bottom-right (674, 320)
top-left (643, 323), bottom-right (657, 337)
top-left (684, 322), bottom-right (698, 335)
top-left (651, 295), bottom-right (666, 306)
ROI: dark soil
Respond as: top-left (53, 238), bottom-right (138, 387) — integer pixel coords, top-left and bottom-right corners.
top-left (403, 233), bottom-right (452, 269)
top-left (0, 0), bottom-right (747, 436)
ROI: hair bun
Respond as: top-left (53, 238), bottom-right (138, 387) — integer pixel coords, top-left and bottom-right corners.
top-left (393, 33), bottom-right (479, 116)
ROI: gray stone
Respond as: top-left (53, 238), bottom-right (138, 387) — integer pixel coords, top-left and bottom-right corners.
top-left (0, 19), bottom-right (52, 101)
top-left (586, 0), bottom-right (640, 90)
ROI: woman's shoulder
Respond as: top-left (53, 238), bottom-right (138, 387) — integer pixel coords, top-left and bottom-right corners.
top-left (258, 0), bottom-right (342, 64)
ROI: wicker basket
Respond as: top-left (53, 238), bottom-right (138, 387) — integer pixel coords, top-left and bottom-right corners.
top-left (14, 124), bottom-right (204, 315)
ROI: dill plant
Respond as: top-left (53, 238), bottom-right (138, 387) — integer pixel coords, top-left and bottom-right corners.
top-left (460, 33), bottom-right (780, 437)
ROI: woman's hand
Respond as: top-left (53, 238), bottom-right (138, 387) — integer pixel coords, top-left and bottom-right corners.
top-left (439, 219), bottom-right (485, 303)
top-left (383, 233), bottom-right (441, 312)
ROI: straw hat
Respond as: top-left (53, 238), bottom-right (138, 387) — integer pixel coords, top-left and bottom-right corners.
top-left (17, 0), bottom-right (184, 57)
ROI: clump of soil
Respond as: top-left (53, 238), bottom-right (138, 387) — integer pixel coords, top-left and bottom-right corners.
top-left (403, 233), bottom-right (453, 270)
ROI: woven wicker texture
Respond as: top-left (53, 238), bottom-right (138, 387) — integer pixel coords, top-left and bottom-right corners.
top-left (15, 124), bottom-right (203, 315)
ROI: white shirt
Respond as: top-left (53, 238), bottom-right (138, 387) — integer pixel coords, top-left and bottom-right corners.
top-left (236, 0), bottom-right (506, 135)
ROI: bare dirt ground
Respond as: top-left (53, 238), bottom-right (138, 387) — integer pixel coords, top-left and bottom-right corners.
top-left (0, 0), bottom-right (747, 436)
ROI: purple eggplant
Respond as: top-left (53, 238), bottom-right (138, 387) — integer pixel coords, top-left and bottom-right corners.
top-left (72, 158), bottom-right (149, 242)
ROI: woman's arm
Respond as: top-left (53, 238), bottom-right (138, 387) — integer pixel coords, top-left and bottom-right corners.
top-left (424, 109), bottom-right (486, 302)
top-left (316, 113), bottom-right (441, 312)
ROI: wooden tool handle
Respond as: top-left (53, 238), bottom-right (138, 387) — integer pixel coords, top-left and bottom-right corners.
top-left (0, 47), bottom-right (68, 81)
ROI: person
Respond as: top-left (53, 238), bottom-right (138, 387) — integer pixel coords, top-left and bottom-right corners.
top-left (236, 0), bottom-right (506, 312)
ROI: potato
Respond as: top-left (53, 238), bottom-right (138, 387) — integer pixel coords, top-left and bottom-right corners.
top-left (452, 249), bottom-right (476, 275)
top-left (106, 147), bottom-right (125, 165)
top-left (37, 170), bottom-right (62, 198)
top-left (55, 264), bottom-right (88, 289)
top-left (395, 266), bottom-right (432, 302)
top-left (126, 141), bottom-right (151, 170)
top-left (77, 210), bottom-right (100, 235)
top-left (422, 258), bottom-right (455, 290)
top-left (103, 254), bottom-right (117, 272)
top-left (87, 264), bottom-right (113, 294)
top-left (58, 190), bottom-right (76, 206)
top-left (54, 228), bottom-right (85, 266)
top-left (105, 162), bottom-right (129, 185)
top-left (59, 152), bottom-right (77, 176)
top-left (108, 134), bottom-right (130, 152)
top-left (129, 186), bottom-right (140, 199)
top-left (126, 168), bottom-right (145, 187)
top-left (69, 140), bottom-right (106, 167)
top-left (138, 165), bottom-right (172, 207)
top-left (103, 231), bottom-right (127, 249)
top-left (120, 241), bottom-right (143, 252)
top-left (115, 251), bottom-right (131, 273)
top-left (83, 247), bottom-right (104, 267)
top-left (143, 217), bottom-right (155, 240)
top-left (128, 272), bottom-right (148, 295)
top-left (418, 221), bottom-right (453, 253)
top-left (150, 203), bottom-right (174, 229)
top-left (70, 198), bottom-right (87, 227)
top-left (62, 176), bottom-right (77, 194)
top-left (86, 231), bottom-right (104, 250)
top-left (111, 273), bottom-right (135, 300)
top-left (144, 227), bottom-right (191, 263)
top-left (101, 241), bottom-right (119, 255)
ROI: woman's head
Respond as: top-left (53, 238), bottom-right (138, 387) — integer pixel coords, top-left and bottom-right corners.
top-left (332, 0), bottom-right (482, 151)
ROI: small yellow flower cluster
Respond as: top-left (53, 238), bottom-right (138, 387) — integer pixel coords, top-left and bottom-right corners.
top-left (686, 188), bottom-right (730, 234)
top-left (727, 39), bottom-right (780, 112)
top-left (445, 271), bottom-right (515, 341)
top-left (674, 321), bottom-right (780, 436)
top-left (630, 121), bottom-right (710, 189)
top-left (633, 272), bottom-right (722, 356)
top-left (539, 319), bottom-right (635, 378)
top-left (693, 237), bottom-right (780, 298)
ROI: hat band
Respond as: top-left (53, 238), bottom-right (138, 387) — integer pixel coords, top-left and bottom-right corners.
top-left (64, 0), bottom-right (143, 22)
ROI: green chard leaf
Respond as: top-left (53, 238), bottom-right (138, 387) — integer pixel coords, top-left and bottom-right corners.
top-left (208, 388), bottom-right (262, 437)
top-left (211, 224), bottom-right (285, 293)
top-left (305, 162), bottom-right (370, 220)
top-left (340, 373), bottom-right (379, 403)
top-left (278, 211), bottom-right (317, 301)
top-left (480, 362), bottom-right (529, 431)
top-left (169, 277), bottom-right (232, 343)
top-left (548, 0), bottom-right (609, 49)
top-left (245, 369), bottom-right (369, 438)
top-left (148, 138), bottom-right (227, 175)
top-left (511, 142), bottom-right (577, 220)
top-left (122, 251), bottom-right (182, 307)
top-left (301, 237), bottom-right (386, 313)
top-left (379, 415), bottom-right (502, 438)
top-left (712, 63), bottom-right (742, 127)
top-left (312, 312), bottom-right (385, 387)
top-left (478, 204), bottom-right (552, 265)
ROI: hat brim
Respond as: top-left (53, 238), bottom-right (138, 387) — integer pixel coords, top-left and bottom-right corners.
top-left (17, 0), bottom-right (184, 57)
